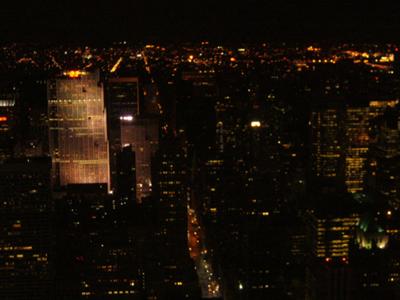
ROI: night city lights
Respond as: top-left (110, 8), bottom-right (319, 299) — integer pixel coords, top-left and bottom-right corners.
top-left (2, 1), bottom-right (400, 300)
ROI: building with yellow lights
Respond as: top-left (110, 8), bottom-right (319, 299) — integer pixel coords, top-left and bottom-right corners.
top-left (310, 100), bottom-right (395, 194)
top-left (0, 158), bottom-right (52, 300)
top-left (48, 70), bottom-right (110, 188)
top-left (305, 189), bottom-right (360, 300)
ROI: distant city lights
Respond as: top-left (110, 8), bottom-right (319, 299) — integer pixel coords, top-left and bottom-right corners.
top-left (250, 121), bottom-right (261, 128)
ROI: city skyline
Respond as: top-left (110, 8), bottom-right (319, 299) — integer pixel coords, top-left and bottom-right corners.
top-left (2, 9), bottom-right (400, 297)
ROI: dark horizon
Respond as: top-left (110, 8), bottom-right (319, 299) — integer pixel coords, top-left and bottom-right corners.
top-left (2, 1), bottom-right (400, 43)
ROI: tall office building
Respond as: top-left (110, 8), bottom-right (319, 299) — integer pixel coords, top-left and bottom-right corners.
top-left (311, 100), bottom-right (396, 193)
top-left (177, 68), bottom-right (217, 157)
top-left (345, 101), bottom-right (397, 194)
top-left (368, 106), bottom-right (400, 208)
top-left (106, 77), bottom-right (140, 192)
top-left (148, 134), bottom-right (201, 299)
top-left (310, 104), bottom-right (345, 182)
top-left (19, 76), bottom-right (49, 158)
top-left (344, 106), bottom-right (370, 193)
top-left (0, 157), bottom-right (53, 300)
top-left (48, 70), bottom-right (110, 188)
top-left (305, 189), bottom-right (360, 300)
top-left (121, 117), bottom-right (159, 202)
top-left (115, 145), bottom-right (136, 205)
top-left (55, 185), bottom-right (146, 299)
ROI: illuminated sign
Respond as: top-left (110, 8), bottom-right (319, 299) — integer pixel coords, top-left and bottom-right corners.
top-left (63, 70), bottom-right (87, 78)
top-left (120, 115), bottom-right (134, 121)
top-left (0, 116), bottom-right (8, 122)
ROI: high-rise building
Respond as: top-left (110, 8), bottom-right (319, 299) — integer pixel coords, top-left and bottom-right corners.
top-left (148, 134), bottom-right (201, 299)
top-left (344, 106), bottom-right (370, 193)
top-left (106, 77), bottom-right (140, 192)
top-left (344, 101), bottom-right (397, 194)
top-left (310, 100), bottom-right (396, 194)
top-left (368, 106), bottom-right (400, 208)
top-left (306, 209), bottom-right (359, 260)
top-left (310, 103), bottom-right (345, 182)
top-left (55, 184), bottom-right (146, 299)
top-left (48, 70), bottom-right (110, 188)
top-left (0, 157), bottom-right (53, 300)
top-left (121, 117), bottom-right (159, 202)
top-left (177, 68), bottom-right (217, 157)
top-left (16, 76), bottom-right (49, 158)
top-left (305, 189), bottom-right (360, 300)
top-left (115, 145), bottom-right (136, 205)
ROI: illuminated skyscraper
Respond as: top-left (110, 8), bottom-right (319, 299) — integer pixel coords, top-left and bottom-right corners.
top-left (48, 70), bottom-right (110, 188)
top-left (311, 100), bottom-right (395, 193)
top-left (307, 210), bottom-right (359, 260)
top-left (310, 104), bottom-right (345, 182)
top-left (344, 106), bottom-right (370, 193)
top-left (305, 189), bottom-right (359, 300)
top-left (344, 101), bottom-right (397, 194)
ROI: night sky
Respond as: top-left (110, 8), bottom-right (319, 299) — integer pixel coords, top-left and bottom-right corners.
top-left (1, 1), bottom-right (400, 43)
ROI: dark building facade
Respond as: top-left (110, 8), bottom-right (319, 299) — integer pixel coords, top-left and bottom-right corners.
top-left (0, 157), bottom-right (53, 300)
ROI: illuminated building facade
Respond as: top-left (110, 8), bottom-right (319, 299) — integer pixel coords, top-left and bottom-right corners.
top-left (0, 158), bottom-right (52, 300)
top-left (48, 70), bottom-right (110, 188)
top-left (310, 105), bottom-right (345, 181)
top-left (311, 100), bottom-right (395, 193)
top-left (345, 101), bottom-right (397, 194)
top-left (106, 77), bottom-right (140, 192)
top-left (344, 106), bottom-right (370, 193)
top-left (0, 84), bottom-right (17, 161)
top-left (305, 190), bottom-right (360, 300)
top-left (306, 188), bottom-right (360, 260)
top-left (307, 211), bottom-right (359, 259)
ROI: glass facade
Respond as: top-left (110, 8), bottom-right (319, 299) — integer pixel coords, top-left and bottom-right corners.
top-left (48, 70), bottom-right (110, 187)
